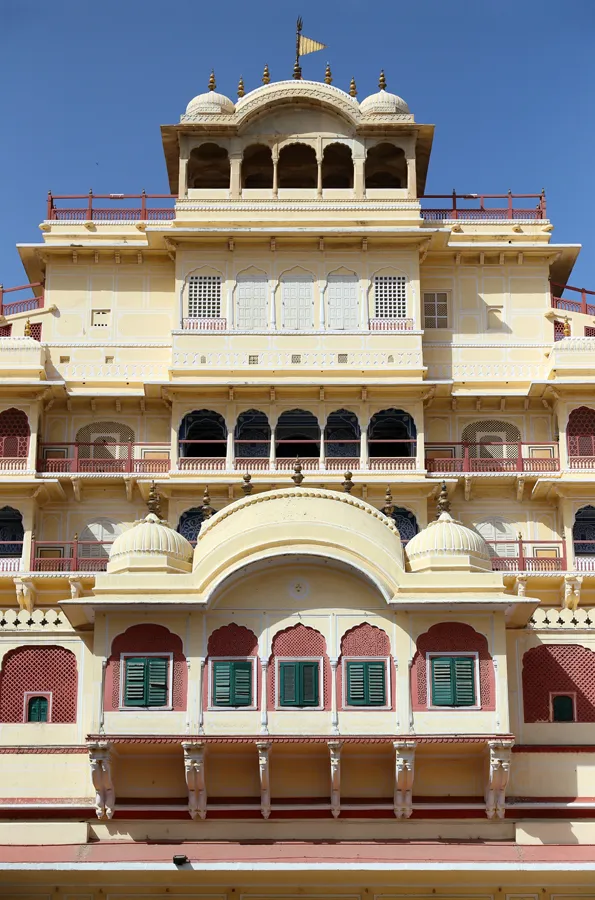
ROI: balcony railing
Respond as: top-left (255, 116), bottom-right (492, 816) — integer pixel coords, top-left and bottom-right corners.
top-left (551, 282), bottom-right (595, 317)
top-left (425, 442), bottom-right (559, 473)
top-left (45, 191), bottom-right (176, 222)
top-left (0, 543), bottom-right (24, 572)
top-left (420, 192), bottom-right (547, 221)
top-left (0, 436), bottom-right (30, 471)
top-left (487, 540), bottom-right (566, 572)
top-left (568, 436), bottom-right (595, 469)
top-left (30, 540), bottom-right (112, 572)
top-left (574, 542), bottom-right (595, 573)
top-left (0, 282), bottom-right (44, 318)
top-left (182, 317), bottom-right (228, 331)
top-left (368, 318), bottom-right (414, 331)
top-left (38, 443), bottom-right (170, 474)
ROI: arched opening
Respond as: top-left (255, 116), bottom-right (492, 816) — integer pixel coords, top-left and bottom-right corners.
top-left (391, 508), bottom-right (419, 545)
top-left (573, 505), bottom-right (595, 571)
top-left (75, 421), bottom-right (135, 472)
top-left (78, 518), bottom-right (122, 567)
top-left (178, 508), bottom-right (205, 544)
top-left (235, 409), bottom-right (270, 468)
top-left (324, 409), bottom-right (360, 468)
top-left (322, 143), bottom-right (353, 189)
top-left (242, 144), bottom-right (273, 189)
top-left (0, 506), bottom-right (24, 569)
top-left (275, 409), bottom-right (320, 467)
top-left (188, 143), bottom-right (230, 189)
top-left (278, 143), bottom-right (317, 189)
top-left (365, 143), bottom-right (406, 189)
top-left (178, 410), bottom-right (227, 467)
top-left (476, 518), bottom-right (518, 567)
top-left (0, 408), bottom-right (30, 460)
top-left (461, 420), bottom-right (522, 469)
top-left (567, 407), bottom-right (595, 467)
top-left (368, 408), bottom-right (416, 468)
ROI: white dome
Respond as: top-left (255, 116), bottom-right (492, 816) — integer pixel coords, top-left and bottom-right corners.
top-left (107, 513), bottom-right (193, 573)
top-left (182, 91), bottom-right (235, 120)
top-left (405, 511), bottom-right (492, 573)
top-left (360, 89), bottom-right (410, 115)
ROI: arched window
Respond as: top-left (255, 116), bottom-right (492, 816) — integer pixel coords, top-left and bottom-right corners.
top-left (365, 143), bottom-right (406, 189)
top-left (278, 143), bottom-right (317, 189)
top-left (552, 694), bottom-right (575, 722)
top-left (573, 506), bottom-right (595, 567)
top-left (177, 508), bottom-right (205, 544)
top-left (327, 273), bottom-right (359, 330)
top-left (567, 407), bottom-right (595, 465)
top-left (235, 410), bottom-right (270, 466)
top-left (368, 409), bottom-right (416, 462)
top-left (324, 409), bottom-right (360, 465)
top-left (322, 143), bottom-right (353, 189)
top-left (268, 624), bottom-right (330, 710)
top-left (178, 410), bottom-right (227, 460)
top-left (0, 506), bottom-right (24, 566)
top-left (188, 143), bottom-right (230, 189)
top-left (523, 644), bottom-right (595, 723)
top-left (339, 623), bottom-right (392, 709)
top-left (391, 508), bottom-right (419, 544)
top-left (78, 518), bottom-right (122, 562)
top-left (281, 272), bottom-right (314, 330)
top-left (0, 408), bottom-right (30, 459)
top-left (476, 518), bottom-right (518, 560)
top-left (27, 695), bottom-right (49, 723)
top-left (105, 623), bottom-right (187, 712)
top-left (461, 420), bottom-right (521, 464)
top-left (242, 144), bottom-right (273, 189)
top-left (275, 409), bottom-right (320, 465)
top-left (75, 421), bottom-right (135, 471)
top-left (0, 646), bottom-right (77, 723)
top-left (236, 274), bottom-right (268, 330)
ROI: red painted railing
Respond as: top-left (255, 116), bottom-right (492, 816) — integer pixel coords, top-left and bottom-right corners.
top-left (574, 542), bottom-right (595, 572)
top-left (0, 282), bottom-right (44, 317)
top-left (46, 191), bottom-right (176, 222)
top-left (426, 442), bottom-right (559, 473)
top-left (38, 443), bottom-right (170, 474)
top-left (420, 192), bottom-right (546, 221)
top-left (551, 282), bottom-right (595, 317)
top-left (0, 436), bottom-right (29, 470)
top-left (568, 435), bottom-right (595, 469)
top-left (30, 540), bottom-right (112, 572)
top-left (488, 540), bottom-right (566, 572)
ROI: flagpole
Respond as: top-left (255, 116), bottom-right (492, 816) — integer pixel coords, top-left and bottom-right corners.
top-left (293, 16), bottom-right (303, 80)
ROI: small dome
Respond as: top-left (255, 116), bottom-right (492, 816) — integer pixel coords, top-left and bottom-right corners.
top-left (107, 513), bottom-right (193, 574)
top-left (182, 85), bottom-right (235, 119)
top-left (360, 89), bottom-right (410, 115)
top-left (405, 511), bottom-right (492, 573)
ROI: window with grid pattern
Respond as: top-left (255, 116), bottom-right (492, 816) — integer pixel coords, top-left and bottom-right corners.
top-left (430, 656), bottom-right (476, 707)
top-left (423, 291), bottom-right (449, 328)
top-left (188, 275), bottom-right (222, 319)
top-left (374, 275), bottom-right (406, 319)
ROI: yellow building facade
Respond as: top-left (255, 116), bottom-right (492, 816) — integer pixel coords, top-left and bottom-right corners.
top-left (0, 63), bottom-right (595, 899)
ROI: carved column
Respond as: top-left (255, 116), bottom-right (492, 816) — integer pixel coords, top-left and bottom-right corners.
top-left (316, 153), bottom-right (323, 199)
top-left (256, 741), bottom-right (272, 818)
top-left (360, 422), bottom-right (369, 472)
top-left (182, 742), bottom-right (207, 820)
top-left (406, 154), bottom-right (417, 199)
top-left (197, 657), bottom-right (206, 734)
top-left (269, 423), bottom-right (277, 472)
top-left (328, 740), bottom-right (342, 818)
top-left (260, 659), bottom-right (269, 734)
top-left (89, 741), bottom-right (115, 820)
top-left (229, 154), bottom-right (242, 199)
top-left (485, 740), bottom-right (513, 819)
top-left (393, 740), bottom-right (416, 818)
top-left (272, 149), bottom-right (279, 198)
top-left (226, 430), bottom-right (234, 472)
top-left (330, 657), bottom-right (339, 734)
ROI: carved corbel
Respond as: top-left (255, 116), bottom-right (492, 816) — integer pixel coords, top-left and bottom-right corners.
top-left (464, 474), bottom-right (472, 501)
top-left (485, 740), bottom-right (513, 819)
top-left (516, 476), bottom-right (525, 502)
top-left (328, 741), bottom-right (342, 819)
top-left (563, 575), bottom-right (583, 611)
top-left (182, 742), bottom-right (207, 820)
top-left (69, 578), bottom-right (83, 600)
top-left (256, 741), bottom-right (272, 819)
top-left (89, 741), bottom-right (115, 819)
top-left (14, 578), bottom-right (35, 613)
top-left (393, 740), bottom-right (416, 818)
top-left (515, 574), bottom-right (528, 597)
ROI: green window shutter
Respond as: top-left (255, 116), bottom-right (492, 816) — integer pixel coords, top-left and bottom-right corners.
top-left (453, 657), bottom-right (476, 706)
top-left (346, 661), bottom-right (366, 705)
top-left (300, 661), bottom-right (319, 706)
top-left (27, 696), bottom-right (48, 722)
top-left (212, 660), bottom-right (252, 707)
top-left (280, 661), bottom-right (298, 706)
top-left (552, 694), bottom-right (574, 722)
top-left (231, 661), bottom-right (252, 707)
top-left (213, 660), bottom-right (232, 706)
top-left (366, 661), bottom-right (386, 706)
top-left (124, 657), bottom-right (148, 707)
top-left (280, 661), bottom-right (320, 707)
top-left (147, 657), bottom-right (169, 707)
top-left (431, 657), bottom-right (455, 706)
top-left (346, 661), bottom-right (386, 706)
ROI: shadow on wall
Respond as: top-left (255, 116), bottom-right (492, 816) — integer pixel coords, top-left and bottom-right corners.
top-left (522, 643), bottom-right (595, 723)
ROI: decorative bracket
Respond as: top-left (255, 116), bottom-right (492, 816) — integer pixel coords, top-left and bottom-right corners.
top-left (182, 742), bottom-right (207, 820)
top-left (14, 578), bottom-right (35, 613)
top-left (393, 740), bottom-right (416, 818)
top-left (328, 741), bottom-right (342, 818)
top-left (485, 740), bottom-right (513, 819)
top-left (88, 741), bottom-right (115, 819)
top-left (256, 741), bottom-right (272, 819)
top-left (563, 575), bottom-right (583, 611)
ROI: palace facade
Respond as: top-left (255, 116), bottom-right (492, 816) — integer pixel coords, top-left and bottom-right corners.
top-left (0, 62), bottom-right (595, 900)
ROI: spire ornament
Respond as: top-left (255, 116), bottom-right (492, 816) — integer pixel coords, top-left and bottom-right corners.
top-left (291, 458), bottom-right (304, 486)
top-left (378, 70), bottom-right (387, 91)
top-left (208, 70), bottom-right (216, 92)
top-left (202, 486), bottom-right (214, 519)
top-left (262, 64), bottom-right (271, 85)
top-left (342, 471), bottom-right (354, 494)
top-left (241, 472), bottom-right (253, 495)
top-left (324, 63), bottom-right (333, 84)
top-left (382, 486), bottom-right (395, 517)
top-left (237, 76), bottom-right (245, 98)
top-left (563, 316), bottom-right (571, 337)
top-left (147, 481), bottom-right (162, 518)
top-left (349, 77), bottom-right (357, 97)
top-left (436, 481), bottom-right (451, 517)
top-left (24, 318), bottom-right (32, 337)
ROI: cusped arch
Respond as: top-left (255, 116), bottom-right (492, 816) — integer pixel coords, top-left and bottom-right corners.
top-left (365, 142), bottom-right (406, 189)
top-left (322, 142), bottom-right (353, 189)
top-left (340, 622), bottom-right (391, 657)
top-left (268, 623), bottom-right (330, 710)
top-left (178, 409), bottom-right (227, 459)
top-left (391, 507), bottom-right (419, 543)
top-left (368, 408), bottom-right (417, 459)
top-left (235, 409), bottom-right (270, 461)
top-left (208, 623), bottom-right (259, 657)
top-left (0, 506), bottom-right (24, 558)
top-left (0, 645), bottom-right (77, 723)
top-left (567, 406), bottom-right (595, 458)
top-left (573, 505), bottom-right (595, 558)
top-left (324, 409), bottom-right (360, 460)
top-left (188, 142), bottom-right (230, 189)
top-left (0, 408), bottom-right (30, 458)
top-left (241, 143), bottom-right (273, 189)
top-left (275, 408), bottom-right (320, 461)
top-left (235, 82), bottom-right (361, 131)
top-left (177, 508), bottom-right (205, 543)
top-left (105, 623), bottom-right (187, 712)
top-left (278, 142), bottom-right (317, 189)
top-left (461, 420), bottom-right (521, 460)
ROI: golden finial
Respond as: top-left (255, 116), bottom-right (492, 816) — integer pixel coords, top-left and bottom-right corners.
top-left (24, 318), bottom-right (32, 337)
top-left (208, 70), bottom-right (216, 92)
top-left (382, 486), bottom-right (395, 517)
top-left (147, 481), bottom-right (162, 518)
top-left (324, 63), bottom-right (332, 84)
top-left (436, 481), bottom-right (451, 517)
top-left (563, 316), bottom-right (571, 337)
top-left (241, 472), bottom-right (253, 495)
top-left (349, 77), bottom-right (357, 97)
top-left (202, 486), bottom-right (214, 518)
top-left (73, 533), bottom-right (78, 541)
top-left (342, 471), bottom-right (354, 494)
top-left (291, 457), bottom-right (304, 486)
top-left (378, 70), bottom-right (387, 91)
top-left (293, 59), bottom-right (302, 80)
top-left (262, 64), bottom-right (271, 85)
top-left (237, 76), bottom-right (245, 98)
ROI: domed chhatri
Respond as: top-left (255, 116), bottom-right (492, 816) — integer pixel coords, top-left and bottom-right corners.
top-left (107, 484), bottom-right (193, 574)
top-left (360, 70), bottom-right (410, 116)
top-left (182, 70), bottom-right (235, 120)
top-left (405, 483), bottom-right (492, 573)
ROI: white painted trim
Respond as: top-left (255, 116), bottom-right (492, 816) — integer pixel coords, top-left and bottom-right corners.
top-left (22, 690), bottom-right (52, 723)
top-left (2, 862), bottom-right (595, 872)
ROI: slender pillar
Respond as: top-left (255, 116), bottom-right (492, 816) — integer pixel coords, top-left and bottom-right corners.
top-left (360, 423), bottom-right (368, 472)
top-left (319, 419), bottom-right (325, 472)
top-left (406, 154), bottom-right (417, 199)
top-left (272, 152), bottom-right (279, 197)
top-left (226, 431), bottom-right (234, 472)
top-left (269, 423), bottom-right (276, 471)
top-left (317, 154), bottom-right (323, 198)
top-left (353, 158), bottom-right (365, 199)
top-left (260, 660), bottom-right (269, 735)
top-left (330, 658), bottom-right (339, 735)
top-left (230, 155), bottom-right (242, 199)
top-left (197, 657), bottom-right (206, 735)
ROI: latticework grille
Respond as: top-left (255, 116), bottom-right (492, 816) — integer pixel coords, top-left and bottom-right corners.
top-left (567, 407), bottom-right (595, 457)
top-left (29, 323), bottom-right (42, 341)
top-left (423, 291), bottom-right (449, 329)
top-left (208, 623), bottom-right (258, 656)
top-left (188, 275), bottom-right (222, 319)
top-left (75, 421), bottom-right (135, 460)
top-left (340, 622), bottom-right (390, 657)
top-left (523, 643), bottom-right (595, 722)
top-left (411, 622), bottom-right (494, 710)
top-left (0, 645), bottom-right (77, 722)
top-left (374, 275), bottom-right (406, 319)
top-left (106, 624), bottom-right (187, 711)
top-left (0, 408), bottom-right (30, 458)
top-left (268, 624), bottom-right (330, 710)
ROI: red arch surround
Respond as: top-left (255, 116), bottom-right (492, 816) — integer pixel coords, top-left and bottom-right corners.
top-left (204, 623), bottom-right (260, 710)
top-left (0, 408), bottom-right (30, 458)
top-left (522, 643), bottom-right (595, 722)
top-left (411, 622), bottom-right (495, 711)
top-left (0, 645), bottom-right (77, 722)
top-left (105, 624), bottom-right (187, 711)
top-left (567, 406), bottom-right (595, 460)
top-left (338, 622), bottom-right (394, 711)
top-left (268, 624), bottom-right (331, 711)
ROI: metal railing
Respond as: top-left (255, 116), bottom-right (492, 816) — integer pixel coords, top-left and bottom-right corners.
top-left (420, 191), bottom-right (546, 221)
top-left (38, 443), bottom-right (170, 474)
top-left (551, 282), bottom-right (595, 317)
top-left (30, 540), bottom-right (112, 572)
top-left (487, 540), bottom-right (566, 572)
top-left (0, 543), bottom-right (24, 572)
top-left (0, 282), bottom-right (44, 317)
top-left (0, 436), bottom-right (30, 471)
top-left (425, 442), bottom-right (559, 473)
top-left (368, 318), bottom-right (414, 331)
top-left (573, 542), bottom-right (595, 573)
top-left (45, 191), bottom-right (176, 222)
top-left (568, 436), bottom-right (595, 469)
top-left (182, 318), bottom-right (228, 331)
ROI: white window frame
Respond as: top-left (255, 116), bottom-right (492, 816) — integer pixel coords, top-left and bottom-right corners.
top-left (426, 651), bottom-right (481, 711)
top-left (341, 656), bottom-right (391, 711)
top-left (549, 690), bottom-right (577, 723)
top-left (275, 655), bottom-right (324, 711)
top-left (119, 651), bottom-right (174, 711)
top-left (235, 274), bottom-right (268, 331)
top-left (207, 656), bottom-right (258, 711)
top-left (423, 290), bottom-right (450, 329)
top-left (187, 275), bottom-right (222, 319)
top-left (373, 275), bottom-right (407, 319)
top-left (23, 690), bottom-right (53, 723)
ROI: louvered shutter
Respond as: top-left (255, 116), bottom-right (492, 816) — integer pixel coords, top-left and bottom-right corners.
top-left (232, 661), bottom-right (253, 706)
top-left (346, 661), bottom-right (386, 706)
top-left (147, 657), bottom-right (169, 707)
top-left (282, 276), bottom-right (314, 330)
top-left (346, 661), bottom-right (366, 705)
top-left (280, 661), bottom-right (298, 706)
top-left (212, 661), bottom-right (232, 706)
top-left (327, 275), bottom-right (358, 330)
top-left (27, 696), bottom-right (48, 722)
top-left (124, 656), bottom-right (169, 707)
top-left (430, 657), bottom-right (455, 707)
top-left (453, 657), bottom-right (475, 706)
top-left (213, 661), bottom-right (252, 707)
top-left (124, 657), bottom-right (148, 707)
top-left (300, 662), bottom-right (319, 706)
top-left (366, 661), bottom-right (386, 706)
top-left (236, 275), bottom-right (268, 330)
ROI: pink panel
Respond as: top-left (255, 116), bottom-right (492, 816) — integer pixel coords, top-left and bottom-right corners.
top-left (523, 643), bottom-right (595, 722)
top-left (0, 645), bottom-right (77, 723)
top-left (105, 623), bottom-right (187, 711)
top-left (204, 623), bottom-right (260, 710)
top-left (268, 624), bottom-right (331, 711)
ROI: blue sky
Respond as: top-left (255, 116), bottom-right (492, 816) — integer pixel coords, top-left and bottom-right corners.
top-left (1, 0), bottom-right (594, 289)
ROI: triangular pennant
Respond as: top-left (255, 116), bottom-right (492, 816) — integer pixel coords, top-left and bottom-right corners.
top-left (298, 35), bottom-right (326, 56)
